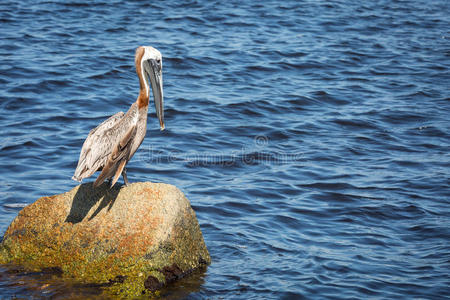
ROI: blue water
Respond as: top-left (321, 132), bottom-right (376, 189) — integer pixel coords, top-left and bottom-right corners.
top-left (1, 0), bottom-right (449, 298)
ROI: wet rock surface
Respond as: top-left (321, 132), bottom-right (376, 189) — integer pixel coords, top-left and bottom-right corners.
top-left (0, 182), bottom-right (210, 297)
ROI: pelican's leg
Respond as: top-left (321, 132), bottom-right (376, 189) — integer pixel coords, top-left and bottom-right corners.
top-left (122, 168), bottom-right (130, 186)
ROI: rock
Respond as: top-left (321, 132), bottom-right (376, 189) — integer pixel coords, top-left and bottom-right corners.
top-left (0, 182), bottom-right (210, 297)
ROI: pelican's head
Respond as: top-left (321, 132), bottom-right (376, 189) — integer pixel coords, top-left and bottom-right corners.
top-left (137, 46), bottom-right (164, 130)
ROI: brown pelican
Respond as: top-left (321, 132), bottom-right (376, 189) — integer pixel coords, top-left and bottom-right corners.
top-left (72, 46), bottom-right (164, 188)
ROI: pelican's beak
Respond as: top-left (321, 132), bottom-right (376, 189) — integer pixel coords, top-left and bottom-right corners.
top-left (147, 59), bottom-right (165, 130)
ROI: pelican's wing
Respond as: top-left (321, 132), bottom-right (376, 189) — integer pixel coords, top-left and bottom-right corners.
top-left (72, 111), bottom-right (125, 181)
top-left (93, 123), bottom-right (137, 187)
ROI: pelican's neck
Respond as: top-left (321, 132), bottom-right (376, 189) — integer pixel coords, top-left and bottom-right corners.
top-left (135, 48), bottom-right (149, 108)
top-left (137, 88), bottom-right (149, 109)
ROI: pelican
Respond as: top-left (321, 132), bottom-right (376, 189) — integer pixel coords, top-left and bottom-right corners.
top-left (72, 46), bottom-right (164, 188)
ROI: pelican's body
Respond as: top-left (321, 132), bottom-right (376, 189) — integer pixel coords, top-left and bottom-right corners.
top-left (72, 46), bottom-right (164, 188)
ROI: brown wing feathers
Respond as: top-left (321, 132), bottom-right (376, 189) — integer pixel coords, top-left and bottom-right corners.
top-left (93, 125), bottom-right (137, 187)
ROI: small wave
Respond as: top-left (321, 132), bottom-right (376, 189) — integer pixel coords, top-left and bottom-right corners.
top-left (332, 118), bottom-right (379, 131)
top-left (3, 203), bottom-right (27, 208)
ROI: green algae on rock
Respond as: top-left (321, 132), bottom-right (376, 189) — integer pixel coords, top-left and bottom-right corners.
top-left (0, 182), bottom-right (210, 297)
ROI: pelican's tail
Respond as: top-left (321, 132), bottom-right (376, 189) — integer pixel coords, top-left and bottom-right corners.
top-left (72, 163), bottom-right (92, 183)
top-left (72, 175), bottom-right (82, 182)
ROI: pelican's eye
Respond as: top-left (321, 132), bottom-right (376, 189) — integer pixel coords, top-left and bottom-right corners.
top-left (153, 59), bottom-right (162, 71)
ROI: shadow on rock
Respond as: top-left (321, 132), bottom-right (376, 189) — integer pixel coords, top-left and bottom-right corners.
top-left (65, 182), bottom-right (121, 223)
